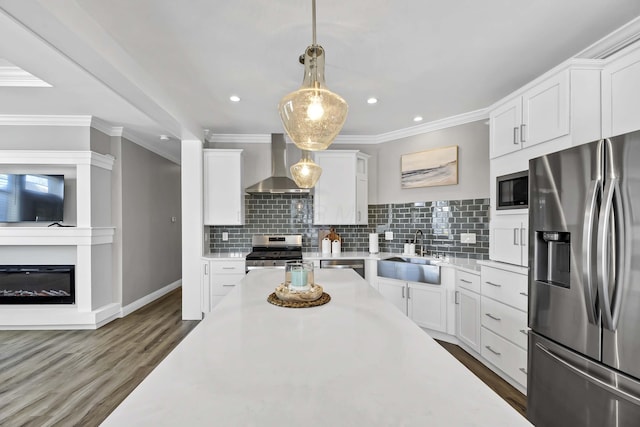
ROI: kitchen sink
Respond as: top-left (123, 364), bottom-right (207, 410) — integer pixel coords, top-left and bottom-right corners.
top-left (377, 256), bottom-right (441, 284)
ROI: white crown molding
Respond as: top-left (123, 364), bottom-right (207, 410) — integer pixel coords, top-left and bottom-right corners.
top-left (576, 16), bottom-right (640, 60)
top-left (121, 129), bottom-right (181, 165)
top-left (0, 150), bottom-right (114, 170)
top-left (0, 65), bottom-right (52, 87)
top-left (90, 116), bottom-right (121, 136)
top-left (210, 109), bottom-right (490, 146)
top-left (0, 115), bottom-right (92, 126)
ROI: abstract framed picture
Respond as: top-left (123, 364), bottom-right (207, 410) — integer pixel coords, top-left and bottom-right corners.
top-left (401, 145), bottom-right (458, 188)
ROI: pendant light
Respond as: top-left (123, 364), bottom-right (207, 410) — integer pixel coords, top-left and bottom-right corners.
top-left (278, 0), bottom-right (348, 152)
top-left (290, 150), bottom-right (322, 188)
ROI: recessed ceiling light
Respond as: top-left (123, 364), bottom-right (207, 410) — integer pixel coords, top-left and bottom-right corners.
top-left (159, 135), bottom-right (170, 141)
top-left (413, 116), bottom-right (423, 122)
top-left (229, 95), bottom-right (240, 102)
top-left (367, 97), bottom-right (378, 104)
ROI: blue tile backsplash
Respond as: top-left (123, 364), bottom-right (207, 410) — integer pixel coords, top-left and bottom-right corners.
top-left (208, 194), bottom-right (489, 260)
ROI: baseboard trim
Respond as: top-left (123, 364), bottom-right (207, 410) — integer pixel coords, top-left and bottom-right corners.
top-left (120, 279), bottom-right (182, 317)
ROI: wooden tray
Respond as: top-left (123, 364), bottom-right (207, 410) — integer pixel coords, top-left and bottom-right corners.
top-left (267, 292), bottom-right (331, 308)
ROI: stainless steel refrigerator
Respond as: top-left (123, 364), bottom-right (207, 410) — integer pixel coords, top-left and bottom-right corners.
top-left (528, 131), bottom-right (640, 426)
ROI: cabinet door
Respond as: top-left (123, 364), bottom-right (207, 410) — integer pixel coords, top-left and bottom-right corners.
top-left (490, 98), bottom-right (522, 158)
top-left (490, 222), bottom-right (523, 266)
top-left (356, 175), bottom-right (368, 225)
top-left (377, 277), bottom-right (406, 314)
top-left (522, 71), bottom-right (570, 147)
top-left (457, 288), bottom-right (481, 353)
top-left (201, 260), bottom-right (211, 313)
top-left (602, 47), bottom-right (640, 137)
top-left (314, 153), bottom-right (356, 224)
top-left (408, 282), bottom-right (446, 332)
top-left (203, 150), bottom-right (244, 225)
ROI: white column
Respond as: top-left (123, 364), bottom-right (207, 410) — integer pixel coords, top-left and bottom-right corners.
top-left (75, 244), bottom-right (92, 312)
top-left (181, 139), bottom-right (204, 320)
top-left (76, 163), bottom-right (92, 227)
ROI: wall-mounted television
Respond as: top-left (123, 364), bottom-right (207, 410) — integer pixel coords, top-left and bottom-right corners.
top-left (0, 174), bottom-right (64, 222)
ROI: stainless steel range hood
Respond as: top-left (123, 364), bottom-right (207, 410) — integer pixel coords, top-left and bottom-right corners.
top-left (245, 134), bottom-right (310, 194)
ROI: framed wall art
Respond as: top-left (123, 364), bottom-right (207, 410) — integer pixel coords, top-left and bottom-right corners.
top-left (401, 145), bottom-right (458, 189)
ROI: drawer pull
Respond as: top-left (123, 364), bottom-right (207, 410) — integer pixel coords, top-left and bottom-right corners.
top-left (485, 281), bottom-right (502, 287)
top-left (222, 267), bottom-right (236, 270)
top-left (519, 367), bottom-right (528, 375)
top-left (520, 292), bottom-right (528, 297)
top-left (485, 345), bottom-right (501, 356)
top-left (519, 329), bottom-right (528, 336)
top-left (460, 279), bottom-right (472, 284)
top-left (223, 283), bottom-right (236, 287)
top-left (485, 313), bottom-right (501, 321)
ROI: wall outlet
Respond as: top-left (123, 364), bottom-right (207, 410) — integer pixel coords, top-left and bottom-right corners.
top-left (222, 231), bottom-right (229, 241)
top-left (461, 233), bottom-right (476, 244)
top-left (384, 231), bottom-right (394, 240)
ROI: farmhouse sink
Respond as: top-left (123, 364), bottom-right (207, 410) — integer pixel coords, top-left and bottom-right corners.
top-left (377, 256), bottom-right (441, 284)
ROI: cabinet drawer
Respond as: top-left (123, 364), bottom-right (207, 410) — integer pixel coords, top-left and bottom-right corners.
top-left (481, 327), bottom-right (528, 388)
top-left (211, 274), bottom-right (245, 296)
top-left (210, 261), bottom-right (246, 275)
top-left (481, 296), bottom-right (528, 349)
top-left (457, 270), bottom-right (480, 293)
top-left (481, 266), bottom-right (528, 311)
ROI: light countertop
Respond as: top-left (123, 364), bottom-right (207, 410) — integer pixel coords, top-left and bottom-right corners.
top-left (102, 269), bottom-right (530, 426)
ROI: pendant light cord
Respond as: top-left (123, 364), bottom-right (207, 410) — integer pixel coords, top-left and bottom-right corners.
top-left (312, 0), bottom-right (317, 46)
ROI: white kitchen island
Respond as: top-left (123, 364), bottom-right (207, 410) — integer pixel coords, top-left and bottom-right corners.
top-left (102, 269), bottom-right (531, 426)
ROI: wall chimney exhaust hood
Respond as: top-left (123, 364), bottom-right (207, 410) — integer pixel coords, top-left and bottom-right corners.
top-left (245, 134), bottom-right (310, 194)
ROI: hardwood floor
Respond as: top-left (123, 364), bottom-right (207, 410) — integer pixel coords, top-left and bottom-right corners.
top-left (437, 340), bottom-right (527, 417)
top-left (0, 290), bottom-right (526, 426)
top-left (0, 289), bottom-right (199, 427)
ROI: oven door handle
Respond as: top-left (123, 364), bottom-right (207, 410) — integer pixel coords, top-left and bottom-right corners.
top-left (246, 265), bottom-right (286, 272)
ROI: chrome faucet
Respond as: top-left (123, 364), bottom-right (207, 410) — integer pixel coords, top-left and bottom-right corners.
top-left (414, 229), bottom-right (424, 256)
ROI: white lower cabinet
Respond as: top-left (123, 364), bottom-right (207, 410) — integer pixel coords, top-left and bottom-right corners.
top-left (455, 270), bottom-right (482, 354)
top-left (201, 258), bottom-right (246, 311)
top-left (480, 264), bottom-right (529, 392)
top-left (377, 276), bottom-right (447, 333)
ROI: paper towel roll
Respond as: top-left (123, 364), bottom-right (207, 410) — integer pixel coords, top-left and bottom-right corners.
top-left (369, 233), bottom-right (379, 254)
top-left (321, 237), bottom-right (331, 254)
top-left (331, 239), bottom-right (341, 254)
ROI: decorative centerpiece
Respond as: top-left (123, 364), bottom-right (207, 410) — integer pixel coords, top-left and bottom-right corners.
top-left (267, 261), bottom-right (331, 308)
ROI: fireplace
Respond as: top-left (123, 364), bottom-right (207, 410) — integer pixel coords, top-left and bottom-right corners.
top-left (0, 265), bottom-right (75, 304)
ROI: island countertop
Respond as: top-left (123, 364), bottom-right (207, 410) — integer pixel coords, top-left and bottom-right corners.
top-left (102, 269), bottom-right (530, 426)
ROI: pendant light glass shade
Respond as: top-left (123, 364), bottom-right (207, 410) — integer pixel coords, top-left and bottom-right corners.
top-left (290, 150), bottom-right (322, 188)
top-left (279, 45), bottom-right (348, 151)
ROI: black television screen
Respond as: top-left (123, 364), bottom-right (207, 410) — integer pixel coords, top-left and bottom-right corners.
top-left (0, 174), bottom-right (64, 222)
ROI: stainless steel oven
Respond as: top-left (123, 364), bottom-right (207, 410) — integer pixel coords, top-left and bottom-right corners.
top-left (245, 235), bottom-right (303, 273)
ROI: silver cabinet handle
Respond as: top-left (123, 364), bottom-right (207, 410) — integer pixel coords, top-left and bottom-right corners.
top-left (402, 286), bottom-right (405, 299)
top-left (407, 287), bottom-right (411, 299)
top-left (455, 291), bottom-right (460, 304)
top-left (520, 227), bottom-right (526, 247)
top-left (204, 264), bottom-right (208, 275)
top-left (519, 367), bottom-right (528, 374)
top-left (520, 329), bottom-right (528, 336)
top-left (520, 124), bottom-right (526, 143)
top-left (485, 345), bottom-right (501, 356)
top-left (513, 127), bottom-right (519, 145)
top-left (222, 267), bottom-right (236, 270)
top-left (485, 313), bottom-right (501, 321)
top-left (520, 292), bottom-right (528, 297)
top-left (513, 228), bottom-right (520, 245)
top-left (485, 281), bottom-right (502, 287)
top-left (223, 283), bottom-right (236, 287)
top-left (460, 279), bottom-right (472, 284)
top-left (358, 211), bottom-right (361, 222)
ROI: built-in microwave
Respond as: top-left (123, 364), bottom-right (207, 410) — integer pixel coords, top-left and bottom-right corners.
top-left (496, 171), bottom-right (528, 210)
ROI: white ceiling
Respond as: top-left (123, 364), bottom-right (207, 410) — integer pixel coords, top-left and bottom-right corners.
top-left (1, 1), bottom-right (640, 160)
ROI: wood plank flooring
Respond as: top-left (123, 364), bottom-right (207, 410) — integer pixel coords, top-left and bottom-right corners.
top-left (437, 340), bottom-right (527, 417)
top-left (0, 289), bottom-right (199, 427)
top-left (0, 289), bottom-right (526, 426)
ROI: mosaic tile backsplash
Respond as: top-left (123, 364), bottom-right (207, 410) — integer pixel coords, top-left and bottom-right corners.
top-left (208, 194), bottom-right (489, 260)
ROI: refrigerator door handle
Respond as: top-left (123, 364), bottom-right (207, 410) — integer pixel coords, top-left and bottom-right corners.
top-left (597, 177), bottom-right (624, 331)
top-left (582, 179), bottom-right (601, 324)
top-left (536, 342), bottom-right (640, 406)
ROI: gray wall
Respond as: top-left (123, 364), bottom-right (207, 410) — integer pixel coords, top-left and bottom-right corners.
top-left (121, 138), bottom-right (181, 305)
top-left (375, 120), bottom-right (490, 204)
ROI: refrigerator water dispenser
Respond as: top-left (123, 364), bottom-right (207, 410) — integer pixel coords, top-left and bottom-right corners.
top-left (534, 231), bottom-right (571, 288)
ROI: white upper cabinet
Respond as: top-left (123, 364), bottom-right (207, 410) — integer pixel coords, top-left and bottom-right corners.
top-left (490, 71), bottom-right (570, 159)
top-left (490, 214), bottom-right (528, 267)
top-left (602, 44), bottom-right (640, 138)
top-left (313, 150), bottom-right (369, 225)
top-left (203, 149), bottom-right (245, 225)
